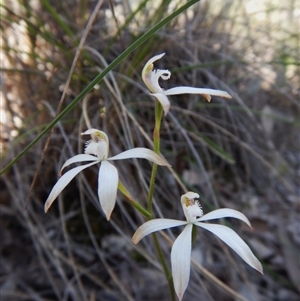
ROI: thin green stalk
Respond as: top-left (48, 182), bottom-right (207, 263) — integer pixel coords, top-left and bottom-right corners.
top-left (147, 101), bottom-right (175, 300)
top-left (118, 181), bottom-right (151, 219)
top-left (120, 172), bottom-right (175, 300)
top-left (153, 233), bottom-right (175, 301)
top-left (147, 164), bottom-right (158, 214)
top-left (147, 100), bottom-right (163, 214)
top-left (1, 0), bottom-right (200, 175)
top-left (153, 100), bottom-right (164, 153)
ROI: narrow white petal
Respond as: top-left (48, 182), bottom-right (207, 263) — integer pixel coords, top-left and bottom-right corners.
top-left (132, 219), bottom-right (187, 244)
top-left (150, 93), bottom-right (170, 115)
top-left (98, 161), bottom-right (118, 220)
top-left (198, 208), bottom-right (251, 228)
top-left (44, 161), bottom-right (98, 212)
top-left (60, 154), bottom-right (98, 174)
top-left (171, 223), bottom-right (193, 301)
top-left (196, 223), bottom-right (263, 273)
top-left (108, 148), bottom-right (170, 166)
top-left (164, 86), bottom-right (232, 99)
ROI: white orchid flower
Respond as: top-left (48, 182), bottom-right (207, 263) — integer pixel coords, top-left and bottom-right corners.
top-left (142, 53), bottom-right (232, 115)
top-left (132, 191), bottom-right (263, 301)
top-left (44, 129), bottom-right (170, 220)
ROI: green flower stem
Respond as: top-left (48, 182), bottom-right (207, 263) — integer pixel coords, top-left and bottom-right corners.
top-left (119, 179), bottom-right (175, 301)
top-left (152, 233), bottom-right (175, 301)
top-left (117, 181), bottom-right (151, 219)
top-left (147, 101), bottom-right (175, 300)
top-left (147, 100), bottom-right (164, 214)
top-left (1, 0), bottom-right (200, 175)
top-left (147, 163), bottom-right (157, 214)
top-left (153, 100), bottom-right (164, 153)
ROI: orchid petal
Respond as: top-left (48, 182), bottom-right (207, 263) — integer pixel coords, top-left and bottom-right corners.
top-left (164, 86), bottom-right (232, 99)
top-left (98, 160), bottom-right (118, 220)
top-left (44, 161), bottom-right (98, 212)
top-left (108, 147), bottom-right (170, 166)
top-left (150, 93), bottom-right (170, 115)
top-left (132, 219), bottom-right (187, 244)
top-left (198, 208), bottom-right (252, 228)
top-left (195, 222), bottom-right (263, 273)
top-left (171, 223), bottom-right (193, 301)
top-left (60, 154), bottom-right (98, 175)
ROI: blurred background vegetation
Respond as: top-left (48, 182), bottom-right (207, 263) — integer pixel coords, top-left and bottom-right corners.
top-left (1, 0), bottom-right (299, 300)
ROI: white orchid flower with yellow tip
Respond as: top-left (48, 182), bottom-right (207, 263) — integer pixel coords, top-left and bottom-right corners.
top-left (132, 191), bottom-right (263, 301)
top-left (142, 53), bottom-right (232, 115)
top-left (44, 129), bottom-right (170, 220)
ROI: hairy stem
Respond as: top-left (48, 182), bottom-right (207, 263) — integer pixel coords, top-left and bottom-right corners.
top-left (153, 233), bottom-right (175, 301)
top-left (147, 101), bottom-right (175, 299)
top-left (147, 100), bottom-right (163, 214)
top-left (118, 181), bottom-right (151, 219)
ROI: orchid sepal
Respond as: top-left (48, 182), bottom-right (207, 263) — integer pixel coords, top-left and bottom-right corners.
top-left (196, 222), bottom-right (263, 273)
top-left (44, 161), bottom-right (98, 212)
top-left (98, 160), bottom-right (118, 220)
top-left (108, 147), bottom-right (170, 166)
top-left (198, 208), bottom-right (252, 228)
top-left (171, 223), bottom-right (193, 301)
top-left (150, 93), bottom-right (171, 116)
top-left (132, 219), bottom-right (187, 244)
top-left (164, 86), bottom-right (232, 99)
top-left (59, 154), bottom-right (98, 175)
